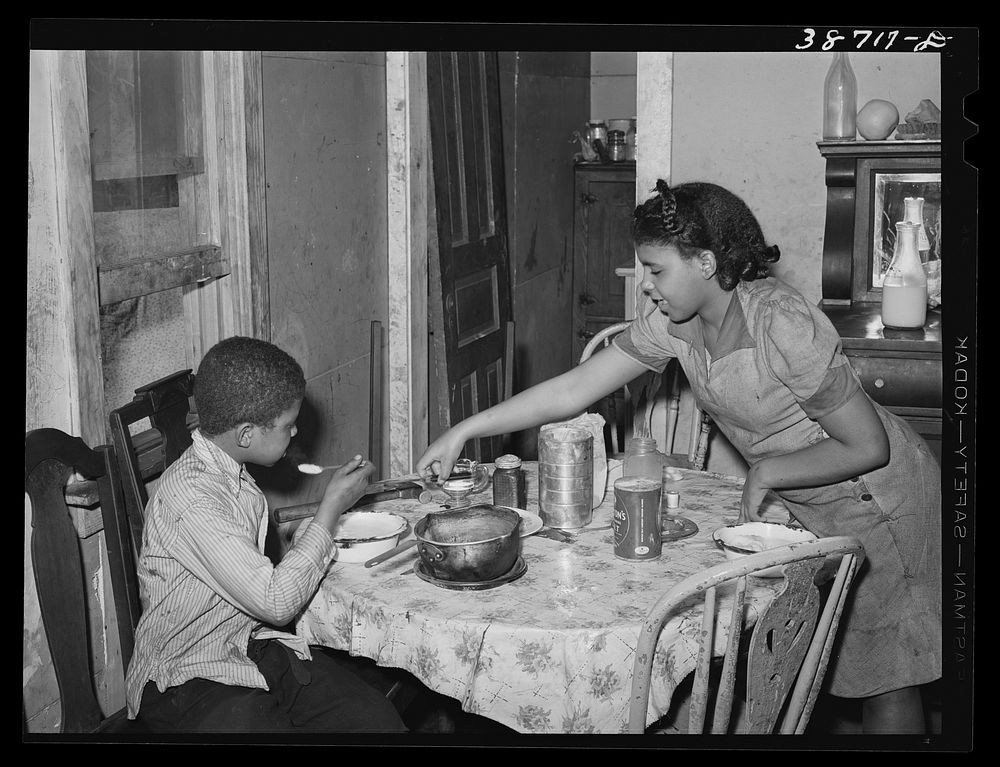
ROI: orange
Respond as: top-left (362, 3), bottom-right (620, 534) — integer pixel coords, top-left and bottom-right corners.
top-left (857, 99), bottom-right (900, 140)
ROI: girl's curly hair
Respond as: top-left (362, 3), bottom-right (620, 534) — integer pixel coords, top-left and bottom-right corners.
top-left (194, 336), bottom-right (306, 436)
top-left (631, 180), bottom-right (780, 290)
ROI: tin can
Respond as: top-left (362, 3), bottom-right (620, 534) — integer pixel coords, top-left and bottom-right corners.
top-left (607, 129), bottom-right (626, 162)
top-left (538, 424), bottom-right (594, 529)
top-left (612, 476), bottom-right (662, 560)
top-left (492, 454), bottom-right (527, 509)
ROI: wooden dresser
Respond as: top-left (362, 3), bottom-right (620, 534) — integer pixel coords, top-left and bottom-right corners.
top-left (817, 140), bottom-right (942, 463)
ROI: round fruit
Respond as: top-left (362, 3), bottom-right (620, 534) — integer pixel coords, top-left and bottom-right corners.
top-left (857, 99), bottom-right (900, 140)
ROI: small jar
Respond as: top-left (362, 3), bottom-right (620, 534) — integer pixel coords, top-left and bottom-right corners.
top-left (492, 454), bottom-right (527, 509)
top-left (607, 129), bottom-right (626, 162)
top-left (585, 120), bottom-right (607, 151)
top-left (623, 436), bottom-right (667, 482)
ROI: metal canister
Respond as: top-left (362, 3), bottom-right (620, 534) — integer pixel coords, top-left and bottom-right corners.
top-left (607, 129), bottom-right (626, 162)
top-left (612, 476), bottom-right (662, 561)
top-left (492, 454), bottom-right (527, 509)
top-left (537, 424), bottom-right (594, 529)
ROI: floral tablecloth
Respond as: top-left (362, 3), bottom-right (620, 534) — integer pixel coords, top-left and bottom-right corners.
top-left (295, 462), bottom-right (790, 734)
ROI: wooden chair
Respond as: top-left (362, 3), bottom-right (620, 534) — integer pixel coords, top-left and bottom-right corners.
top-left (24, 428), bottom-right (143, 733)
top-left (108, 369), bottom-right (197, 558)
top-left (579, 321), bottom-right (713, 468)
top-left (628, 536), bottom-right (864, 735)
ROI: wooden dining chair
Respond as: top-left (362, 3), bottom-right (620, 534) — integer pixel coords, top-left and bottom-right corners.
top-left (108, 369), bottom-right (197, 558)
top-left (579, 321), bottom-right (712, 468)
top-left (628, 536), bottom-right (864, 735)
top-left (25, 428), bottom-right (144, 733)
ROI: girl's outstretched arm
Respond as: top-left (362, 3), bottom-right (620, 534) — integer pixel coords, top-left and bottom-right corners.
top-left (416, 346), bottom-right (649, 480)
top-left (739, 389), bottom-right (890, 522)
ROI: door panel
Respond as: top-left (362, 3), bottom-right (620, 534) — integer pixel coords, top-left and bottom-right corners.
top-left (572, 164), bottom-right (636, 362)
top-left (428, 51), bottom-right (512, 463)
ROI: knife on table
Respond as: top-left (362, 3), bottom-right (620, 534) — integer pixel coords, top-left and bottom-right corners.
top-left (273, 479), bottom-right (432, 524)
top-left (535, 528), bottom-right (575, 542)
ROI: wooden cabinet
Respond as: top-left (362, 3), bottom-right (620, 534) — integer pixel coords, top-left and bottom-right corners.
top-left (572, 162), bottom-right (636, 362)
top-left (817, 141), bottom-right (942, 463)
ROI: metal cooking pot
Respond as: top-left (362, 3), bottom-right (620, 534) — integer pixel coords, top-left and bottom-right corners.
top-left (414, 505), bottom-right (522, 582)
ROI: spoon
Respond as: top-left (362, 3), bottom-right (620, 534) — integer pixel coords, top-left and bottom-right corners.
top-left (297, 460), bottom-right (365, 475)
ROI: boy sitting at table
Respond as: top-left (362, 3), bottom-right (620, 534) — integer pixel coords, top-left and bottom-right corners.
top-left (125, 336), bottom-right (408, 733)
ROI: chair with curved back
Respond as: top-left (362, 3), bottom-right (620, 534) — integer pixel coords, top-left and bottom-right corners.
top-left (628, 535), bottom-right (864, 735)
top-left (108, 369), bottom-right (197, 560)
top-left (579, 321), bottom-right (713, 469)
top-left (25, 428), bottom-right (143, 733)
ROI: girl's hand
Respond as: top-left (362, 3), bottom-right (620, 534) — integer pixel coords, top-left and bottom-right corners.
top-left (319, 455), bottom-right (375, 516)
top-left (739, 462), bottom-right (771, 523)
top-left (415, 429), bottom-right (467, 483)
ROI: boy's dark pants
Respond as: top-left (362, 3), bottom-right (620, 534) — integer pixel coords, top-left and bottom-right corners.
top-left (137, 639), bottom-right (408, 732)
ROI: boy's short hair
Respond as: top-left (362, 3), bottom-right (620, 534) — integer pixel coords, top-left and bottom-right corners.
top-left (194, 336), bottom-right (306, 436)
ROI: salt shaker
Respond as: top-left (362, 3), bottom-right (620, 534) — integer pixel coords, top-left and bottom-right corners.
top-left (492, 454), bottom-right (527, 509)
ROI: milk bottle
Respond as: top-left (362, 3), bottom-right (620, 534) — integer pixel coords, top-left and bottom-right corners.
top-left (881, 221), bottom-right (927, 330)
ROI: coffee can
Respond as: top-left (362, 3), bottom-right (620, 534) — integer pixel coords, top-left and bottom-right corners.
top-left (612, 476), bottom-right (662, 561)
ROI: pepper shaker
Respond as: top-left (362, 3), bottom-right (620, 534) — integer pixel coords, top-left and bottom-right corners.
top-left (492, 454), bottom-right (527, 509)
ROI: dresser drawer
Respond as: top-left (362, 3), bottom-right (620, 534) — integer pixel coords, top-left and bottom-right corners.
top-left (845, 352), bottom-right (942, 409)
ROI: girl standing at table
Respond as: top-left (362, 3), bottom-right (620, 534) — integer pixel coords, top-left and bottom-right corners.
top-left (416, 179), bottom-right (941, 734)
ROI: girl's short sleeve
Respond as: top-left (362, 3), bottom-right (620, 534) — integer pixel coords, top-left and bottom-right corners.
top-left (611, 300), bottom-right (681, 373)
top-left (761, 296), bottom-right (859, 419)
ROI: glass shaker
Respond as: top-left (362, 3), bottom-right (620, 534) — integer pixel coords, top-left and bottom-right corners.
top-left (492, 454), bottom-right (527, 509)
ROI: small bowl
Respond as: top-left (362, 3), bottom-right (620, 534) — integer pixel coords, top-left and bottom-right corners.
top-left (333, 511), bottom-right (407, 563)
top-left (712, 522), bottom-right (818, 577)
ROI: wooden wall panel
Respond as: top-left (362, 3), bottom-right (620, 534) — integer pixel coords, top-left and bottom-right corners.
top-left (498, 52), bottom-right (590, 459)
top-left (259, 52), bottom-right (387, 494)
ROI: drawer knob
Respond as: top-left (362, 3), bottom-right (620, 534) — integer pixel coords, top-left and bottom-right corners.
top-left (874, 377), bottom-right (885, 388)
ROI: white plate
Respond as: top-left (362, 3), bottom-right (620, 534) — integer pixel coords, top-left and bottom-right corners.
top-left (332, 511), bottom-right (407, 563)
top-left (497, 506), bottom-right (543, 537)
top-left (712, 522), bottom-right (818, 578)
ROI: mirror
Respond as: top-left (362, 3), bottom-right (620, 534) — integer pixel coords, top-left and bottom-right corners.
top-left (871, 171), bottom-right (941, 288)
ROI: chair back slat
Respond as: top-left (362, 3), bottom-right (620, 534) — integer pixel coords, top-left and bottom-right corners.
top-left (95, 446), bottom-right (142, 662)
top-left (781, 550), bottom-right (861, 733)
top-left (688, 585), bottom-right (716, 733)
top-left (711, 575), bottom-right (747, 734)
top-left (744, 557), bottom-right (823, 732)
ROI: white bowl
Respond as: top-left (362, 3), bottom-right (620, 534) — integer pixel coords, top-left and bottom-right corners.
top-left (712, 522), bottom-right (818, 577)
top-left (333, 511), bottom-right (407, 563)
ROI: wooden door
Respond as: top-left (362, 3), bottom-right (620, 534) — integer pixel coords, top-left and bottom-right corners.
top-left (427, 51), bottom-right (513, 463)
top-left (572, 163), bottom-right (636, 362)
